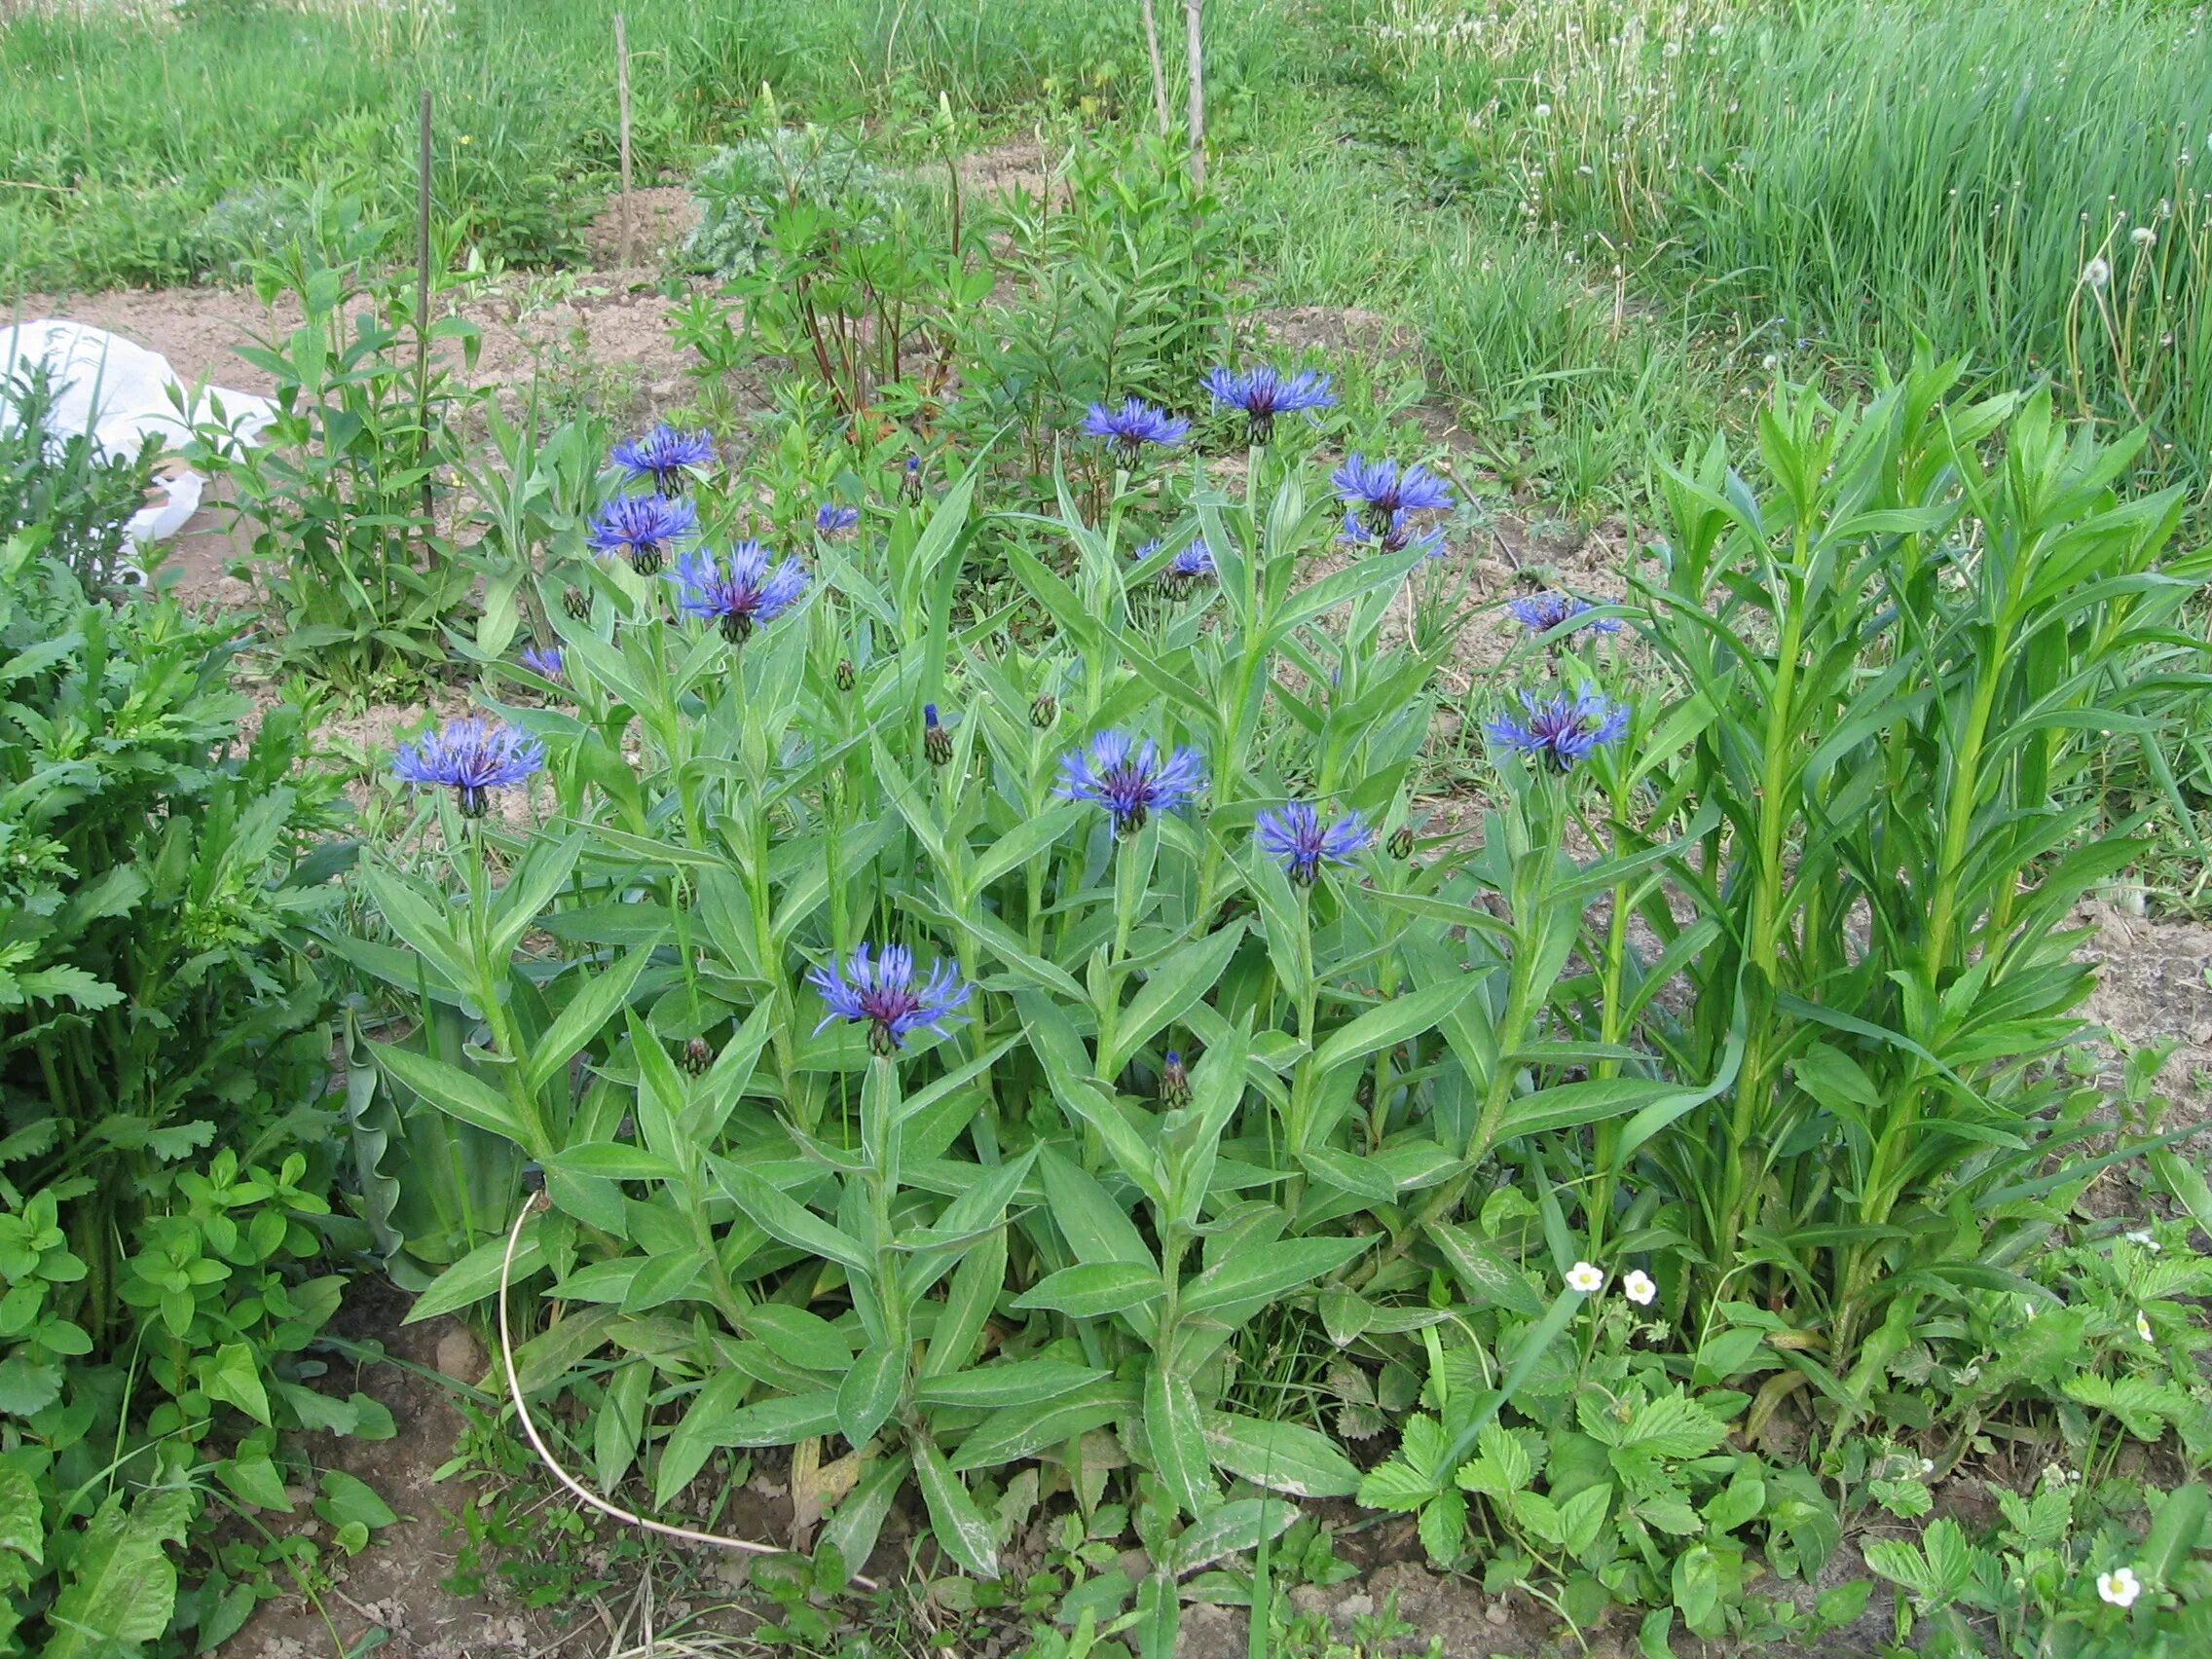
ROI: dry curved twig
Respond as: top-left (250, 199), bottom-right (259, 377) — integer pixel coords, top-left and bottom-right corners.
top-left (496, 1191), bottom-right (879, 1591)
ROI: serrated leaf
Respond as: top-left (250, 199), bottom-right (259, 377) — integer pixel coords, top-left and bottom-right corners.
top-left (1416, 1490), bottom-right (1466, 1567)
top-left (1354, 1456), bottom-right (1436, 1512)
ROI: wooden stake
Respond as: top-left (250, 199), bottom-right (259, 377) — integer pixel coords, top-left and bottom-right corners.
top-left (1183, 0), bottom-right (1205, 193)
top-left (614, 14), bottom-right (634, 267)
top-left (415, 90), bottom-right (434, 547)
top-left (1139, 0), bottom-right (1170, 141)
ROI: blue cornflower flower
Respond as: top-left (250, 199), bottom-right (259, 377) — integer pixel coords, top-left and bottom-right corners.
top-left (1331, 455), bottom-right (1455, 532)
top-left (1487, 686), bottom-right (1631, 772)
top-left (1507, 591), bottom-right (1622, 636)
top-left (815, 501), bottom-right (860, 535)
top-left (1202, 363), bottom-right (1337, 444)
top-left (610, 424), bottom-right (716, 492)
top-left (518, 645), bottom-right (565, 682)
top-left (1170, 541), bottom-right (1216, 579)
top-left (1056, 729), bottom-right (1206, 835)
top-left (668, 541), bottom-right (809, 644)
top-left (901, 453), bottom-right (925, 505)
top-left (1254, 801), bottom-right (1374, 885)
top-left (1135, 536), bottom-right (1217, 594)
top-left (1084, 397), bottom-right (1192, 460)
top-left (391, 718), bottom-right (546, 818)
top-left (808, 942), bottom-right (970, 1056)
top-left (1338, 509), bottom-right (1446, 560)
top-left (588, 492), bottom-right (697, 575)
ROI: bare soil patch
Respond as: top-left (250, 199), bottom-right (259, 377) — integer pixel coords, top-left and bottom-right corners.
top-left (18, 263), bottom-right (705, 605)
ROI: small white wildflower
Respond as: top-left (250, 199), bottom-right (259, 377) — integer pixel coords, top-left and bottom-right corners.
top-left (2083, 256), bottom-right (2112, 288)
top-left (1567, 1261), bottom-right (1604, 1294)
top-left (1623, 1270), bottom-right (1656, 1306)
top-left (1762, 352), bottom-right (1779, 370)
top-left (2125, 1230), bottom-right (2159, 1250)
top-left (1533, 102), bottom-right (1553, 119)
top-left (2137, 1309), bottom-right (2156, 1343)
top-left (2096, 1567), bottom-right (2141, 1609)
top-left (1920, 1458), bottom-right (1936, 1477)
top-left (2133, 225), bottom-right (2157, 248)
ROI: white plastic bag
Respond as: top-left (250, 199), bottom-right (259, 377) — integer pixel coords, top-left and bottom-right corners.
top-left (0, 318), bottom-right (277, 549)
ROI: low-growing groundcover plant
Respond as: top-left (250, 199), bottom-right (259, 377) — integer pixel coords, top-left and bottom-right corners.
top-left (0, 525), bottom-right (395, 1653)
top-left (338, 352), bottom-right (2212, 1654)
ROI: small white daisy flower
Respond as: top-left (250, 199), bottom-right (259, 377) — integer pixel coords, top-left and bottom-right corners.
top-left (2083, 256), bottom-right (2112, 288)
top-left (2137, 1310), bottom-right (2156, 1343)
top-left (1623, 1270), bottom-right (1657, 1306)
top-left (1567, 1261), bottom-right (1604, 1294)
top-left (2123, 1229), bottom-right (2159, 1252)
top-left (2096, 1567), bottom-right (2141, 1608)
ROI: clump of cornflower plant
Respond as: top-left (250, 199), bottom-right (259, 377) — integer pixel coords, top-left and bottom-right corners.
top-left (1338, 509), bottom-right (1445, 560)
top-left (588, 493), bottom-right (697, 576)
top-left (815, 501), bottom-right (860, 535)
top-left (518, 644), bottom-right (565, 682)
top-left (1201, 363), bottom-right (1336, 445)
top-left (807, 942), bottom-right (970, 1057)
top-left (668, 541), bottom-right (808, 644)
top-left (1084, 396), bottom-right (1191, 463)
top-left (391, 718), bottom-right (546, 819)
top-left (611, 424), bottom-right (715, 492)
top-left (1057, 730), bottom-right (1205, 835)
top-left (1332, 455), bottom-right (1454, 534)
top-left (1487, 685), bottom-right (1630, 772)
top-left (1255, 801), bottom-right (1373, 885)
top-left (1508, 590), bottom-right (1621, 636)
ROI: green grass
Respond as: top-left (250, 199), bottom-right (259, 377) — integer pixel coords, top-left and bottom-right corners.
top-left (14, 0), bottom-right (2212, 524)
top-left (1364, 0), bottom-right (2212, 507)
top-left (0, 0), bottom-right (1179, 289)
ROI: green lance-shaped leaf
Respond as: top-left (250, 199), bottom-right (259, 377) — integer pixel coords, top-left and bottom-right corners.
top-left (914, 1434), bottom-right (999, 1579)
